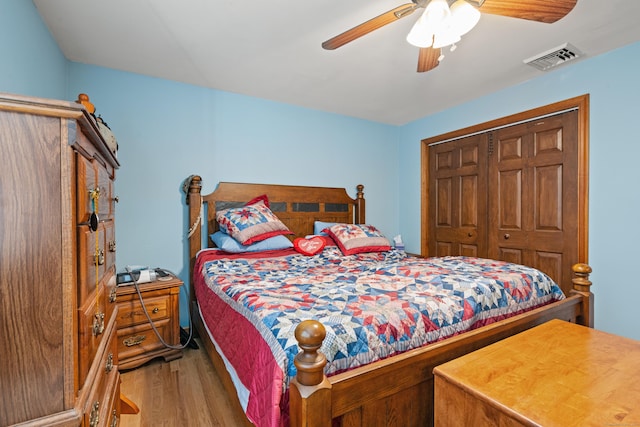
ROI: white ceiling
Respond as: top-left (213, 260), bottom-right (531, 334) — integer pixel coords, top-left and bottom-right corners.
top-left (34, 0), bottom-right (640, 125)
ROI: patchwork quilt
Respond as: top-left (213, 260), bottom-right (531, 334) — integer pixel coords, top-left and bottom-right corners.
top-left (194, 247), bottom-right (565, 427)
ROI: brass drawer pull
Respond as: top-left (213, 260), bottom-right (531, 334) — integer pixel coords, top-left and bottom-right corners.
top-left (92, 312), bottom-right (105, 336)
top-left (108, 240), bottom-right (116, 252)
top-left (109, 287), bottom-right (117, 303)
top-left (123, 335), bottom-right (146, 347)
top-left (94, 248), bottom-right (105, 265)
top-left (89, 401), bottom-right (100, 427)
top-left (105, 352), bottom-right (114, 373)
top-left (152, 307), bottom-right (159, 314)
top-left (110, 409), bottom-right (118, 427)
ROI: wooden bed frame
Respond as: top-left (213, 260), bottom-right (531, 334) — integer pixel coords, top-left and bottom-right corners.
top-left (185, 176), bottom-right (593, 427)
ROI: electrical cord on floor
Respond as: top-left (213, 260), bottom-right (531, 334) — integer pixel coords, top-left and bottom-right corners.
top-left (123, 266), bottom-right (196, 351)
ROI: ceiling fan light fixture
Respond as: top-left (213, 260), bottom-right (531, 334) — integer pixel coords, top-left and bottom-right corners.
top-left (406, 13), bottom-right (435, 47)
top-left (449, 0), bottom-right (481, 36)
top-left (424, 0), bottom-right (451, 23)
top-left (407, 0), bottom-right (452, 48)
top-left (432, 30), bottom-right (461, 49)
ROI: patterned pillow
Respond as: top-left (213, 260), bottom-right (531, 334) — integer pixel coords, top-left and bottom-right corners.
top-left (216, 200), bottom-right (292, 245)
top-left (326, 223), bottom-right (391, 255)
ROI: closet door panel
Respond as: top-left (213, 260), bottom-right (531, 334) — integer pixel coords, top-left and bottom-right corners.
top-left (535, 252), bottom-right (563, 286)
top-left (535, 164), bottom-right (563, 232)
top-left (460, 175), bottom-right (479, 228)
top-left (489, 111), bottom-right (578, 287)
top-left (436, 177), bottom-right (453, 228)
top-left (497, 169), bottom-right (523, 230)
top-left (497, 248), bottom-right (523, 265)
top-left (429, 134), bottom-right (487, 257)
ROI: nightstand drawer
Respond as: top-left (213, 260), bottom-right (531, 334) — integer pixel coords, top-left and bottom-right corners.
top-left (116, 294), bottom-right (170, 328)
top-left (117, 319), bottom-right (172, 362)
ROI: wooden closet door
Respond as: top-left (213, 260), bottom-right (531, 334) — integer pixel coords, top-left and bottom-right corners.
top-left (429, 133), bottom-right (488, 257)
top-left (488, 110), bottom-right (578, 287)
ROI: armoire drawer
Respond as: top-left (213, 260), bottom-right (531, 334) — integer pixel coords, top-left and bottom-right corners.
top-left (76, 150), bottom-right (115, 224)
top-left (81, 314), bottom-right (120, 427)
top-left (78, 280), bottom-right (117, 386)
top-left (82, 366), bottom-right (120, 427)
top-left (78, 222), bottom-right (116, 305)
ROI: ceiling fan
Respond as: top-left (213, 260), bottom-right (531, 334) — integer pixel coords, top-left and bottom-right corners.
top-left (322, 0), bottom-right (578, 73)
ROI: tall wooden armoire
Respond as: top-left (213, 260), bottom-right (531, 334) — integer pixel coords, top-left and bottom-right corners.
top-left (0, 93), bottom-right (129, 426)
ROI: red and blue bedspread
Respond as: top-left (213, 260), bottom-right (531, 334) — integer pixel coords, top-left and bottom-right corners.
top-left (194, 247), bottom-right (565, 427)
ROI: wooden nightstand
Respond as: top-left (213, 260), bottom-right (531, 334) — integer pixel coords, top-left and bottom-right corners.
top-left (115, 275), bottom-right (184, 370)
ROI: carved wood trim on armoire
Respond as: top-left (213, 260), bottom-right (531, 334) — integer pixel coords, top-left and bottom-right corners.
top-left (0, 93), bottom-right (134, 426)
top-left (421, 95), bottom-right (589, 296)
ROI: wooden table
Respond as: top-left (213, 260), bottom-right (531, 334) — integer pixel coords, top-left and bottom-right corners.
top-left (433, 319), bottom-right (640, 427)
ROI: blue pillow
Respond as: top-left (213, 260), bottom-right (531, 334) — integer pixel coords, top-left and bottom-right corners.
top-left (210, 231), bottom-right (293, 253)
top-left (313, 221), bottom-right (340, 235)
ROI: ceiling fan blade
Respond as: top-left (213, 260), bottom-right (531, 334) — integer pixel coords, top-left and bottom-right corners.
top-left (322, 3), bottom-right (418, 50)
top-left (478, 0), bottom-right (577, 24)
top-left (417, 47), bottom-right (440, 72)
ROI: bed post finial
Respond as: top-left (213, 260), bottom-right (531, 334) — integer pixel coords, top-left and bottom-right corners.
top-left (290, 320), bottom-right (332, 427)
top-left (355, 184), bottom-right (365, 224)
top-left (185, 175), bottom-right (202, 204)
top-left (294, 320), bottom-right (327, 386)
top-left (572, 263), bottom-right (594, 328)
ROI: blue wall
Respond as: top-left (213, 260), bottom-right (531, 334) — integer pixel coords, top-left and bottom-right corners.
top-left (65, 65), bottom-right (399, 324)
top-left (4, 0), bottom-right (639, 340)
top-left (0, 1), bottom-right (66, 98)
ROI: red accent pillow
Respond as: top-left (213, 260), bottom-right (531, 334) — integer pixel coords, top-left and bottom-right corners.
top-left (293, 236), bottom-right (326, 256)
top-left (326, 224), bottom-right (391, 256)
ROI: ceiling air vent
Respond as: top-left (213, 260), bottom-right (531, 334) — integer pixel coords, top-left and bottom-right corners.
top-left (524, 43), bottom-right (583, 71)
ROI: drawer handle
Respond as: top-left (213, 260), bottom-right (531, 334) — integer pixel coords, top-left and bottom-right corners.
top-left (109, 287), bottom-right (117, 303)
top-left (110, 409), bottom-right (118, 427)
top-left (123, 335), bottom-right (146, 347)
top-left (105, 352), bottom-right (114, 373)
top-left (152, 307), bottom-right (159, 314)
top-left (89, 401), bottom-right (100, 427)
top-left (109, 240), bottom-right (116, 252)
top-left (92, 312), bottom-right (105, 336)
top-left (94, 248), bottom-right (105, 265)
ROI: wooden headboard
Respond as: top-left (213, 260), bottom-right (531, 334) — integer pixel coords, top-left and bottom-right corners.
top-left (185, 176), bottom-right (366, 305)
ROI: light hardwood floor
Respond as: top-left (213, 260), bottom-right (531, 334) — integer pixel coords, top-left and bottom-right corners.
top-left (119, 340), bottom-right (248, 427)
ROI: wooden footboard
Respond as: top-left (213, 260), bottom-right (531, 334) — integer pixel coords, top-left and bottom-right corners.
top-left (290, 263), bottom-right (593, 427)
